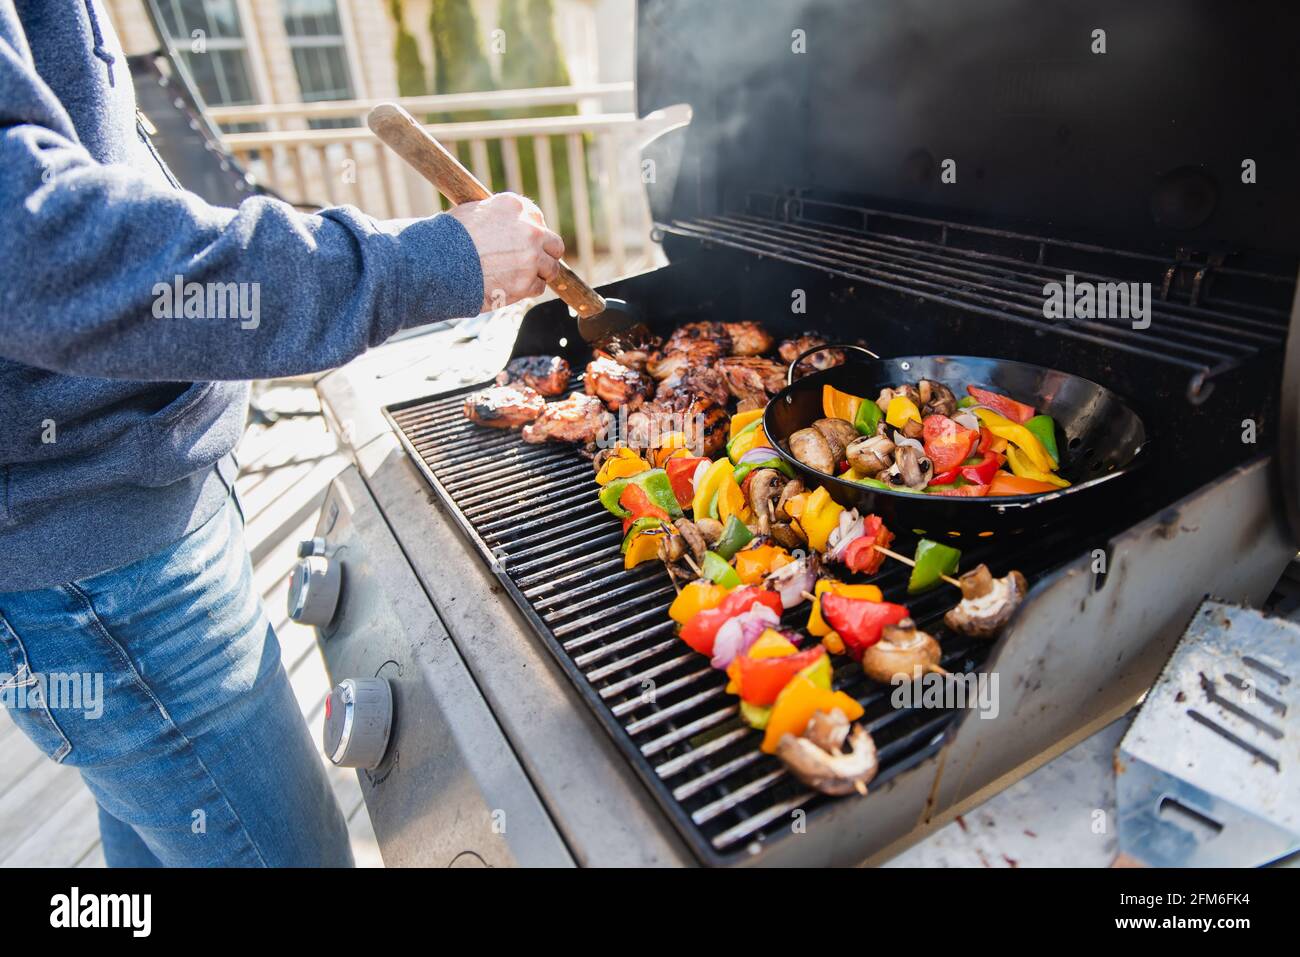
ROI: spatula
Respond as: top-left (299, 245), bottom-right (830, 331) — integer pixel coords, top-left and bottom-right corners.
top-left (367, 103), bottom-right (640, 343)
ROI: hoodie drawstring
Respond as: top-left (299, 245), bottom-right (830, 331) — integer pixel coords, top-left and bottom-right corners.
top-left (83, 0), bottom-right (116, 86)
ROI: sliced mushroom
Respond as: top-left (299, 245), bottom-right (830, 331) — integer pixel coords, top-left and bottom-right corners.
top-left (775, 479), bottom-right (805, 522)
top-left (789, 426), bottom-right (836, 474)
top-left (695, 517), bottom-right (724, 546)
top-left (886, 444), bottom-right (931, 490)
top-left (769, 520), bottom-right (806, 550)
top-left (876, 384), bottom-right (920, 413)
top-left (846, 434), bottom-right (895, 476)
top-left (859, 619), bottom-right (945, 683)
top-left (943, 564), bottom-right (1028, 638)
top-left (901, 417), bottom-right (925, 440)
top-left (674, 518), bottom-right (709, 565)
top-left (776, 709), bottom-right (879, 796)
top-left (918, 379), bottom-right (958, 418)
top-left (811, 417), bottom-right (858, 465)
top-left (747, 468), bottom-right (787, 535)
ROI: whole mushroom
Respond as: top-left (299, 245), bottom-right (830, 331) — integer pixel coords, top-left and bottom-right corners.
top-left (788, 427), bottom-right (836, 474)
top-left (747, 468), bottom-right (787, 535)
top-left (943, 564), bottom-right (1029, 637)
top-left (859, 620), bottom-right (946, 683)
top-left (812, 417), bottom-right (859, 465)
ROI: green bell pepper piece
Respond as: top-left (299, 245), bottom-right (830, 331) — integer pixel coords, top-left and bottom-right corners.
top-left (620, 516), bottom-right (669, 554)
top-left (713, 515), bottom-right (754, 561)
top-left (854, 398), bottom-right (883, 436)
top-left (908, 538), bottom-right (962, 593)
top-left (732, 458), bottom-right (795, 485)
top-left (957, 395), bottom-right (978, 409)
top-left (598, 468), bottom-right (683, 519)
top-left (739, 700), bottom-right (772, 729)
top-left (701, 550), bottom-right (742, 589)
top-left (1024, 415), bottom-right (1060, 465)
top-left (856, 476), bottom-right (891, 490)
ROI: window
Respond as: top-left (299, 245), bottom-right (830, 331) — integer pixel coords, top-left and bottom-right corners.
top-left (156, 0), bottom-right (258, 107)
top-left (281, 0), bottom-right (357, 128)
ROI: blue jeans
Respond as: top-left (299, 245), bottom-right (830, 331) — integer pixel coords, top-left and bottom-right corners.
top-left (0, 497), bottom-right (353, 867)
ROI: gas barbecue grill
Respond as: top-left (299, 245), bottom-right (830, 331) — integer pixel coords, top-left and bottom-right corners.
top-left (305, 0), bottom-right (1300, 866)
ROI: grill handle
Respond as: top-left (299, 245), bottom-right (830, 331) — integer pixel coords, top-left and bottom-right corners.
top-left (786, 342), bottom-right (880, 385)
top-left (366, 103), bottom-right (607, 319)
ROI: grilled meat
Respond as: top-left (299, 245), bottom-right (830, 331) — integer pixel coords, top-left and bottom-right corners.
top-left (647, 321), bottom-right (732, 379)
top-left (654, 364), bottom-right (732, 409)
top-left (592, 324), bottom-right (661, 372)
top-left (779, 334), bottom-right (845, 377)
top-left (495, 355), bottom-right (571, 396)
top-left (521, 393), bottom-right (612, 445)
top-left (717, 356), bottom-right (786, 405)
top-left (463, 384), bottom-right (547, 429)
top-left (627, 393), bottom-right (728, 458)
top-left (584, 356), bottom-right (653, 411)
top-left (722, 321), bottom-right (775, 356)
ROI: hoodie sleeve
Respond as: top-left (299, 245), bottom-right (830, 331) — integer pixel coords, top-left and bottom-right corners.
top-left (0, 4), bottom-right (483, 382)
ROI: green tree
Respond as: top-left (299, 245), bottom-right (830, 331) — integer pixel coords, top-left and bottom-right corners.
top-left (430, 0), bottom-right (496, 95)
top-left (389, 0), bottom-right (428, 97)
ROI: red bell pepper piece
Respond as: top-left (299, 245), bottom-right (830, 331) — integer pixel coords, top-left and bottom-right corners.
top-left (665, 456), bottom-right (706, 509)
top-left (927, 467), bottom-right (961, 486)
top-left (819, 593), bottom-right (910, 659)
top-left (922, 415), bottom-right (979, 475)
top-left (930, 483), bottom-right (990, 497)
top-left (680, 587), bottom-right (784, 656)
top-left (731, 645), bottom-right (827, 706)
top-left (960, 451), bottom-right (1004, 485)
top-left (619, 483), bottom-right (670, 533)
top-left (967, 386), bottom-right (1035, 424)
top-left (842, 514), bottom-right (894, 575)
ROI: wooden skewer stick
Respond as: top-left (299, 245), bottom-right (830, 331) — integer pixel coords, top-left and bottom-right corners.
top-left (682, 553), bottom-right (703, 577)
top-left (872, 544), bottom-right (962, 589)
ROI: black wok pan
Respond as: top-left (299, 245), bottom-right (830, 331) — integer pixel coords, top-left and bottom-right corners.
top-left (763, 346), bottom-right (1148, 538)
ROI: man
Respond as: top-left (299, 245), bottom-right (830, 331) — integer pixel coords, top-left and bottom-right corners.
top-left (0, 1), bottom-right (562, 865)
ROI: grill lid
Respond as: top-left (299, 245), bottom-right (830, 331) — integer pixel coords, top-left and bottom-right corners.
top-left (636, 0), bottom-right (1300, 260)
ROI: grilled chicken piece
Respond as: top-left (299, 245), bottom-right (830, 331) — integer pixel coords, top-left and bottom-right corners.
top-left (779, 335), bottom-right (845, 378)
top-left (654, 365), bottom-right (732, 409)
top-left (717, 356), bottom-right (786, 405)
top-left (495, 355), bottom-right (571, 396)
top-left (647, 322), bottom-right (732, 379)
top-left (521, 393), bottom-right (612, 445)
top-left (592, 324), bottom-right (661, 372)
top-left (722, 321), bottom-right (774, 356)
top-left (627, 394), bottom-right (728, 458)
top-left (584, 356), bottom-right (652, 411)
top-left (463, 384), bottom-right (547, 429)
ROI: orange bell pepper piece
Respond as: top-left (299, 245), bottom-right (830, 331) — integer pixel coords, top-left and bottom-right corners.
top-left (668, 580), bottom-right (729, 624)
top-left (988, 471), bottom-right (1061, 496)
top-left (733, 544), bottom-right (792, 585)
top-left (761, 674), bottom-right (864, 753)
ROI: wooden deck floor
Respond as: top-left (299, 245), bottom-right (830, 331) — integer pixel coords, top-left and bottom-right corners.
top-left (0, 380), bottom-right (382, 868)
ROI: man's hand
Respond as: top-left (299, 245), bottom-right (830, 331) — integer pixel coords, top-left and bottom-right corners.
top-left (445, 193), bottom-right (564, 312)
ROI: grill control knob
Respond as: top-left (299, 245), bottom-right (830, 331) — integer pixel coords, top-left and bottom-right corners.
top-left (297, 536), bottom-right (327, 558)
top-left (323, 678), bottom-right (393, 769)
top-left (287, 554), bottom-right (341, 627)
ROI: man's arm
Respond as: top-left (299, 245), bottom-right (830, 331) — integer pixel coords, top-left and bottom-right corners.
top-left (0, 6), bottom-right (558, 382)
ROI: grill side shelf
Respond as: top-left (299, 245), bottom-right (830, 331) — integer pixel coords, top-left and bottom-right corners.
top-left (385, 385), bottom-right (1018, 865)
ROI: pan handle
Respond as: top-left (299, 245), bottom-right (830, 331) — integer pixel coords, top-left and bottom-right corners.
top-left (786, 342), bottom-right (880, 386)
top-left (366, 103), bottom-right (607, 319)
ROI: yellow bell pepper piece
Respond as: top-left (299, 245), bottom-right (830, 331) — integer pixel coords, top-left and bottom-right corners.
top-left (800, 486), bottom-right (844, 553)
top-left (1006, 446), bottom-right (1070, 488)
top-left (885, 395), bottom-right (923, 429)
top-left (623, 530), bottom-right (664, 569)
top-left (822, 385), bottom-right (863, 423)
top-left (595, 447), bottom-right (650, 485)
top-left (806, 580), bottom-right (884, 637)
top-left (973, 409), bottom-right (1056, 473)
top-left (716, 476), bottom-right (750, 524)
top-left (728, 426), bottom-right (767, 463)
top-left (729, 408), bottom-right (765, 439)
top-left (734, 544), bottom-right (792, 585)
top-left (761, 674), bottom-right (865, 754)
top-left (692, 458), bottom-right (735, 518)
top-left (668, 580), bottom-right (728, 624)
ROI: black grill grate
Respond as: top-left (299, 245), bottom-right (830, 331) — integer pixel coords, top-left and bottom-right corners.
top-left (386, 383), bottom-right (1095, 865)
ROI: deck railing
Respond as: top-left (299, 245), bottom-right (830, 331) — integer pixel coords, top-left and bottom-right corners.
top-left (213, 84), bottom-right (681, 282)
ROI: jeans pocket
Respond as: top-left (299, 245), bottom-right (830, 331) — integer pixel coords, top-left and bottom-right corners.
top-left (0, 614), bottom-right (73, 763)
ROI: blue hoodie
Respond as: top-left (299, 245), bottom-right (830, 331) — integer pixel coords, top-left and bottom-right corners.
top-left (0, 1), bottom-right (483, 591)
